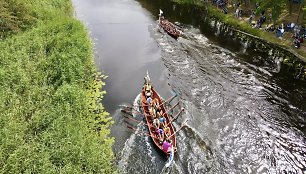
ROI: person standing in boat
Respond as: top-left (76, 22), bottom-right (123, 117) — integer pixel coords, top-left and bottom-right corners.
top-left (162, 139), bottom-right (172, 153)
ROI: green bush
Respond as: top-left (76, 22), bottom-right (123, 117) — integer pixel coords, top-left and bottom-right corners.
top-left (0, 0), bottom-right (36, 38)
top-left (0, 0), bottom-right (73, 39)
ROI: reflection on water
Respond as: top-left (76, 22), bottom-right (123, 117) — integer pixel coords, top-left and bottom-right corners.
top-left (73, 0), bottom-right (306, 173)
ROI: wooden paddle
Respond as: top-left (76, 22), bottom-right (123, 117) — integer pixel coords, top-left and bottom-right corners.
top-left (123, 115), bottom-right (147, 126)
top-left (162, 101), bottom-right (180, 117)
top-left (167, 119), bottom-right (188, 139)
top-left (127, 125), bottom-right (157, 139)
top-left (157, 93), bottom-right (178, 107)
top-left (165, 108), bottom-right (185, 127)
top-left (119, 93), bottom-right (177, 109)
top-left (121, 108), bottom-right (154, 118)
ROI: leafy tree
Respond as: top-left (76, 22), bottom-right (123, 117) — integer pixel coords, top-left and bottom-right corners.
top-left (304, 7), bottom-right (306, 24)
top-left (255, 0), bottom-right (287, 25)
top-left (297, 1), bottom-right (305, 23)
top-left (288, 0), bottom-right (294, 15)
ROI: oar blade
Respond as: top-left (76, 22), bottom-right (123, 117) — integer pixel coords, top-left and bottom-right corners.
top-left (121, 109), bottom-right (133, 116)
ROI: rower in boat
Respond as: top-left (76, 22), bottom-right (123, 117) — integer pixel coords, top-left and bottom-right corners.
top-left (150, 100), bottom-right (162, 121)
top-left (157, 128), bottom-right (165, 143)
top-left (121, 72), bottom-right (186, 168)
top-left (156, 106), bottom-right (163, 117)
top-left (149, 107), bottom-right (156, 118)
top-left (153, 118), bottom-right (160, 129)
top-left (146, 96), bottom-right (153, 105)
top-left (158, 114), bottom-right (166, 128)
top-left (151, 98), bottom-right (159, 108)
top-left (164, 126), bottom-right (171, 138)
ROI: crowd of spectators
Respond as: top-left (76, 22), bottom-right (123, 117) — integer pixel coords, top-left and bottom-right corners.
top-left (209, 0), bottom-right (306, 49)
top-left (212, 0), bottom-right (228, 14)
top-left (263, 22), bottom-right (305, 49)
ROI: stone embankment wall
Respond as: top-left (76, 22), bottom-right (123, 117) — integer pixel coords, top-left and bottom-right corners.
top-left (205, 15), bottom-right (306, 80)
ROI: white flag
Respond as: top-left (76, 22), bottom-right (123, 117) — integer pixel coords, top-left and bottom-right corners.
top-left (146, 71), bottom-right (151, 82)
top-left (159, 9), bottom-right (163, 16)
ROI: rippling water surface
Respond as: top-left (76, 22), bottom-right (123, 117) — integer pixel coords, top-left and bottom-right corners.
top-left (73, 0), bottom-right (306, 173)
top-left (155, 27), bottom-right (306, 173)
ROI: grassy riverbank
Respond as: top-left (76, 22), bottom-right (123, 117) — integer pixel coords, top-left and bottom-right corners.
top-left (0, 0), bottom-right (115, 173)
top-left (172, 0), bottom-right (306, 60)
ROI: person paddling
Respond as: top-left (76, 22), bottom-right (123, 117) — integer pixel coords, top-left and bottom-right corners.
top-left (153, 118), bottom-right (160, 129)
top-left (164, 127), bottom-right (171, 138)
top-left (152, 98), bottom-right (160, 108)
top-left (146, 96), bottom-right (153, 105)
top-left (157, 128), bottom-right (164, 143)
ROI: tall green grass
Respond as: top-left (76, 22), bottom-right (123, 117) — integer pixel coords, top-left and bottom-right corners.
top-left (0, 0), bottom-right (36, 38)
top-left (0, 0), bottom-right (115, 173)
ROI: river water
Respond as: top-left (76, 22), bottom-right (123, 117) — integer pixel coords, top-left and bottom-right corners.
top-left (73, 0), bottom-right (306, 173)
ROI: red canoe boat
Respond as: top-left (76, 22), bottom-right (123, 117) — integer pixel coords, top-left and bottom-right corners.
top-left (158, 11), bottom-right (181, 39)
top-left (140, 84), bottom-right (177, 155)
top-left (121, 72), bottom-right (185, 167)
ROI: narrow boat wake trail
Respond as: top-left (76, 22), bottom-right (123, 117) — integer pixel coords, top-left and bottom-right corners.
top-left (150, 25), bottom-right (306, 173)
top-left (117, 94), bottom-right (169, 174)
top-left (117, 124), bottom-right (161, 174)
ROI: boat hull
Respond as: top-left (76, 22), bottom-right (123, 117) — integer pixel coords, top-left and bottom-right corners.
top-left (140, 87), bottom-right (177, 155)
top-left (158, 19), bottom-right (181, 39)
